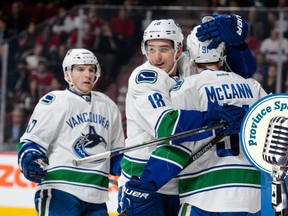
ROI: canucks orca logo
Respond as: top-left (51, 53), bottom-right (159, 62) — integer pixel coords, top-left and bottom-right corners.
top-left (73, 126), bottom-right (107, 163)
top-left (136, 70), bottom-right (157, 84)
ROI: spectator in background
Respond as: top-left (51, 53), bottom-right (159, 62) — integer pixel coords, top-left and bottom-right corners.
top-left (29, 59), bottom-right (55, 96)
top-left (262, 63), bottom-right (277, 93)
top-left (87, 8), bottom-right (103, 29)
top-left (93, 22), bottom-right (119, 86)
top-left (109, 8), bottom-right (135, 63)
top-left (7, 59), bottom-right (30, 102)
top-left (34, 25), bottom-right (61, 53)
top-left (24, 44), bottom-right (47, 71)
top-left (21, 78), bottom-right (40, 115)
top-left (247, 10), bottom-right (265, 41)
top-left (262, 11), bottom-right (277, 39)
top-left (252, 52), bottom-right (269, 84)
top-left (47, 44), bottom-right (68, 87)
top-left (246, 29), bottom-right (260, 53)
top-left (260, 29), bottom-right (288, 63)
top-left (18, 21), bottom-right (37, 55)
top-left (67, 22), bottom-right (94, 49)
top-left (23, 44), bottom-right (46, 71)
top-left (255, 52), bottom-right (269, 77)
top-left (5, 1), bottom-right (30, 36)
top-left (50, 77), bottom-right (62, 91)
top-left (4, 106), bottom-right (27, 145)
top-left (52, 6), bottom-right (75, 43)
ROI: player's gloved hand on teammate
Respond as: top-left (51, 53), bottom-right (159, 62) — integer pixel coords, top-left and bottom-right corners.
top-left (19, 151), bottom-right (49, 183)
top-left (121, 177), bottom-right (158, 216)
top-left (208, 101), bottom-right (246, 135)
top-left (196, 14), bottom-right (249, 49)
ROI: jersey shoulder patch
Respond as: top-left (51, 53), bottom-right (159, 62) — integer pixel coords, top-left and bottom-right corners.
top-left (136, 70), bottom-right (158, 84)
top-left (172, 79), bottom-right (184, 91)
top-left (40, 94), bottom-right (56, 105)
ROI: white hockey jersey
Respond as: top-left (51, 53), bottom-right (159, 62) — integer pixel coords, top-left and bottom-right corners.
top-left (20, 89), bottom-right (125, 204)
top-left (171, 69), bottom-right (267, 213)
top-left (118, 55), bottom-right (205, 194)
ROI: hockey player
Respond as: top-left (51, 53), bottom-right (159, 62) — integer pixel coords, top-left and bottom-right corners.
top-left (122, 23), bottom-right (267, 215)
top-left (119, 14), bottom-right (255, 216)
top-left (17, 48), bottom-right (125, 216)
top-left (174, 24), bottom-right (267, 215)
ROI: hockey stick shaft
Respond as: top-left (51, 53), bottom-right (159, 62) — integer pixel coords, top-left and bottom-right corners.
top-left (184, 131), bottom-right (226, 168)
top-left (72, 123), bottom-right (225, 166)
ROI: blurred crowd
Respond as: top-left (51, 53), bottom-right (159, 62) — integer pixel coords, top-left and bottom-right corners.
top-left (1, 0), bottom-right (288, 148)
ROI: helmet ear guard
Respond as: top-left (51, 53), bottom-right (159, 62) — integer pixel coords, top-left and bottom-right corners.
top-left (187, 25), bottom-right (225, 64)
top-left (141, 41), bottom-right (146, 55)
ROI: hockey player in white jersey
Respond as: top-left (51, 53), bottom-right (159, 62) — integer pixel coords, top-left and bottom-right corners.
top-left (17, 48), bottom-right (125, 216)
top-left (174, 25), bottom-right (267, 215)
top-left (119, 15), bottom-right (256, 216)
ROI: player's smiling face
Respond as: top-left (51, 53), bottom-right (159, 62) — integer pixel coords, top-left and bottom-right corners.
top-left (68, 64), bottom-right (97, 94)
top-left (146, 39), bottom-right (178, 75)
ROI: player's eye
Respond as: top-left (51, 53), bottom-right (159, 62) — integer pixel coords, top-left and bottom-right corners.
top-left (146, 46), bottom-right (172, 54)
top-left (89, 68), bottom-right (97, 74)
top-left (146, 46), bottom-right (157, 54)
top-left (77, 67), bottom-right (85, 72)
top-left (159, 47), bottom-right (170, 53)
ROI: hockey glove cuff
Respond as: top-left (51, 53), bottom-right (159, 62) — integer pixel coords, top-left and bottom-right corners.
top-left (18, 144), bottom-right (49, 183)
top-left (122, 177), bottom-right (158, 216)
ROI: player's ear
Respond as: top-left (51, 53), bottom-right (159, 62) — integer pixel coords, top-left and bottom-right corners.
top-left (176, 45), bottom-right (183, 59)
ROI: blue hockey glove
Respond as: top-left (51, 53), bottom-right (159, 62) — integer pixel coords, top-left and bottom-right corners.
top-left (122, 177), bottom-right (158, 216)
top-left (19, 151), bottom-right (49, 183)
top-left (208, 101), bottom-right (246, 135)
top-left (196, 14), bottom-right (249, 49)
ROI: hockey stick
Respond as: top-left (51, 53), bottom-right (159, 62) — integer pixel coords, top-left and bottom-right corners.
top-left (184, 131), bottom-right (226, 168)
top-left (72, 123), bottom-right (225, 166)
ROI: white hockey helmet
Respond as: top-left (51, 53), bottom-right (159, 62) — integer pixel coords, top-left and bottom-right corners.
top-left (141, 19), bottom-right (184, 55)
top-left (62, 48), bottom-right (101, 94)
top-left (187, 25), bottom-right (224, 64)
top-left (62, 48), bottom-right (101, 76)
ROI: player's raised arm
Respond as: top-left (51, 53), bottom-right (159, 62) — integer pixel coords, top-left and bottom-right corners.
top-left (196, 14), bottom-right (256, 78)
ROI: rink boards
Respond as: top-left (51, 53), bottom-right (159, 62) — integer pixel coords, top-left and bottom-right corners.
top-left (0, 152), bottom-right (119, 216)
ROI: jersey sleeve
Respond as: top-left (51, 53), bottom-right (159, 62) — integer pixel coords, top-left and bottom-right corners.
top-left (20, 91), bottom-right (65, 151)
top-left (128, 65), bottom-right (211, 144)
top-left (224, 42), bottom-right (257, 78)
top-left (139, 76), bottom-right (211, 190)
